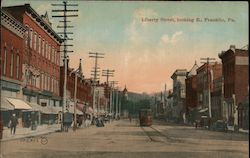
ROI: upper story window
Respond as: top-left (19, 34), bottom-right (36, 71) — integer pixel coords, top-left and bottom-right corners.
top-left (42, 39), bottom-right (45, 56)
top-left (51, 47), bottom-right (54, 63)
top-left (45, 41), bottom-right (48, 58)
top-left (29, 28), bottom-right (33, 48)
top-left (34, 32), bottom-right (37, 51)
top-left (3, 47), bottom-right (7, 75)
top-left (10, 49), bottom-right (14, 77)
top-left (16, 52), bottom-right (20, 79)
top-left (48, 45), bottom-right (51, 60)
top-left (38, 35), bottom-right (41, 54)
top-left (25, 25), bottom-right (29, 46)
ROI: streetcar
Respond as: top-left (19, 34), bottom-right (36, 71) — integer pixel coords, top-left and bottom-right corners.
top-left (139, 109), bottom-right (152, 126)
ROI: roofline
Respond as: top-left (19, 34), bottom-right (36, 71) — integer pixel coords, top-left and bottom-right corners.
top-left (1, 9), bottom-right (26, 32)
top-left (3, 4), bottom-right (63, 43)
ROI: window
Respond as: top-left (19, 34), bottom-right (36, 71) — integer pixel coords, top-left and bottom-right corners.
top-left (10, 50), bottom-right (14, 77)
top-left (54, 49), bottom-right (57, 64)
top-left (45, 42), bottom-right (48, 58)
top-left (51, 47), bottom-right (54, 63)
top-left (25, 26), bottom-right (29, 46)
top-left (3, 47), bottom-right (7, 75)
top-left (16, 54), bottom-right (20, 79)
top-left (45, 74), bottom-right (47, 90)
top-left (38, 36), bottom-right (41, 54)
top-left (48, 76), bottom-right (50, 91)
top-left (34, 32), bottom-right (37, 51)
top-left (36, 75), bottom-right (40, 88)
top-left (29, 28), bottom-right (33, 48)
top-left (41, 73), bottom-right (43, 90)
top-left (48, 45), bottom-right (51, 60)
top-left (42, 39), bottom-right (45, 56)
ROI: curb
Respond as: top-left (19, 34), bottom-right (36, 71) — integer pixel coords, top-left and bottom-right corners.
top-left (0, 128), bottom-right (60, 142)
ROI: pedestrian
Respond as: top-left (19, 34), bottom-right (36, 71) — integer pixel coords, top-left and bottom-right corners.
top-left (129, 115), bottom-right (132, 123)
top-left (10, 114), bottom-right (18, 135)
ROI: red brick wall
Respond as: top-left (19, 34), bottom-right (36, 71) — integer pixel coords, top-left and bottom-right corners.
top-left (235, 64), bottom-right (249, 105)
top-left (60, 66), bottom-right (93, 105)
top-left (220, 49), bottom-right (248, 106)
top-left (23, 13), bottom-right (61, 95)
top-left (185, 75), bottom-right (197, 110)
top-left (1, 26), bottom-right (24, 81)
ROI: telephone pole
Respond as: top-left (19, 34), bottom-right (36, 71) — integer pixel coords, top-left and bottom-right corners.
top-left (102, 69), bottom-right (114, 113)
top-left (102, 69), bottom-right (115, 84)
top-left (89, 52), bottom-right (104, 116)
top-left (200, 57), bottom-right (216, 119)
top-left (109, 81), bottom-right (118, 119)
top-left (52, 1), bottom-right (78, 131)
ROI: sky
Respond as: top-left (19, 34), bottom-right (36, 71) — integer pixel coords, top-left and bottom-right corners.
top-left (2, 1), bottom-right (249, 94)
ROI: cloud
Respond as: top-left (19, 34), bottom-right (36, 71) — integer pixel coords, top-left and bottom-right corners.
top-left (160, 31), bottom-right (183, 45)
top-left (126, 8), bottom-right (158, 44)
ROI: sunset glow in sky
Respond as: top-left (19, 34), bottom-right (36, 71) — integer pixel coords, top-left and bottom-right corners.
top-left (2, 1), bottom-right (248, 93)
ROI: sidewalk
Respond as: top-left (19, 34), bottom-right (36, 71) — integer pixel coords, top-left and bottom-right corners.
top-left (1, 124), bottom-right (61, 142)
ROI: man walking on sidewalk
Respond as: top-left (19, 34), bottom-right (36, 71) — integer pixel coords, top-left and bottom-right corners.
top-left (10, 114), bottom-right (18, 135)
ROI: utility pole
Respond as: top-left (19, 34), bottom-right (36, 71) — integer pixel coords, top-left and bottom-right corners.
top-left (109, 81), bottom-right (118, 119)
top-left (102, 69), bottom-right (115, 84)
top-left (164, 84), bottom-right (167, 114)
top-left (89, 52), bottom-right (104, 116)
top-left (52, 1), bottom-right (78, 131)
top-left (102, 69), bottom-right (114, 114)
top-left (200, 57), bottom-right (215, 119)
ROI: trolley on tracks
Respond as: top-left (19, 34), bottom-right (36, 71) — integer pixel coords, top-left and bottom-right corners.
top-left (139, 109), bottom-right (152, 126)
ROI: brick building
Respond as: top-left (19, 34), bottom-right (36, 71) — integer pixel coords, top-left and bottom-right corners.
top-left (59, 59), bottom-right (93, 115)
top-left (185, 62), bottom-right (199, 123)
top-left (171, 69), bottom-right (187, 123)
top-left (3, 4), bottom-right (63, 125)
top-left (219, 45), bottom-right (249, 129)
top-left (196, 62), bottom-right (222, 120)
top-left (1, 9), bottom-right (29, 126)
top-left (3, 4), bottom-right (63, 107)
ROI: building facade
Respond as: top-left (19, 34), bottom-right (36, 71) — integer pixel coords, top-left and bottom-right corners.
top-left (219, 45), bottom-right (249, 129)
top-left (171, 69), bottom-right (187, 123)
top-left (196, 62), bottom-right (222, 118)
top-left (59, 59), bottom-right (92, 116)
top-left (185, 62), bottom-right (199, 123)
top-left (3, 4), bottom-right (63, 125)
top-left (1, 9), bottom-right (27, 126)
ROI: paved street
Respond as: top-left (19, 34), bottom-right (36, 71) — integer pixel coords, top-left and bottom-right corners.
top-left (1, 119), bottom-right (248, 158)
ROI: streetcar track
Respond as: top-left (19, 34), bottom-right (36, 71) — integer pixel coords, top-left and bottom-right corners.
top-left (141, 126), bottom-right (184, 144)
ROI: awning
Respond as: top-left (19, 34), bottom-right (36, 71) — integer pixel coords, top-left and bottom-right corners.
top-left (6, 98), bottom-right (32, 110)
top-left (41, 106), bottom-right (62, 114)
top-left (1, 97), bottom-right (14, 111)
top-left (51, 106), bottom-right (62, 114)
top-left (27, 102), bottom-right (43, 111)
top-left (199, 107), bottom-right (208, 113)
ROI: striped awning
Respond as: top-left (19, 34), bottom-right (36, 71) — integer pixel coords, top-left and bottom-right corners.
top-left (1, 97), bottom-right (14, 110)
top-left (6, 98), bottom-right (32, 110)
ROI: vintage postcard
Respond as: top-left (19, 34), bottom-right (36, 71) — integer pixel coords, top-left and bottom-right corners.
top-left (0, 1), bottom-right (249, 158)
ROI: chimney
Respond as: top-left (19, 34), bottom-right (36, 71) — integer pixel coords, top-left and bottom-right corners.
top-left (230, 45), bottom-right (236, 52)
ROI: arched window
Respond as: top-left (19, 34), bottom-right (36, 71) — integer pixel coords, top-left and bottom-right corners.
top-left (38, 35), bottom-right (41, 54)
top-left (3, 47), bottom-right (7, 75)
top-left (42, 39), bottom-right (45, 56)
top-left (48, 45), bottom-right (51, 60)
top-left (16, 53), bottom-right (20, 79)
top-left (10, 49), bottom-right (14, 77)
top-left (29, 28), bottom-right (33, 48)
top-left (25, 25), bottom-right (29, 46)
top-left (34, 32), bottom-right (37, 51)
